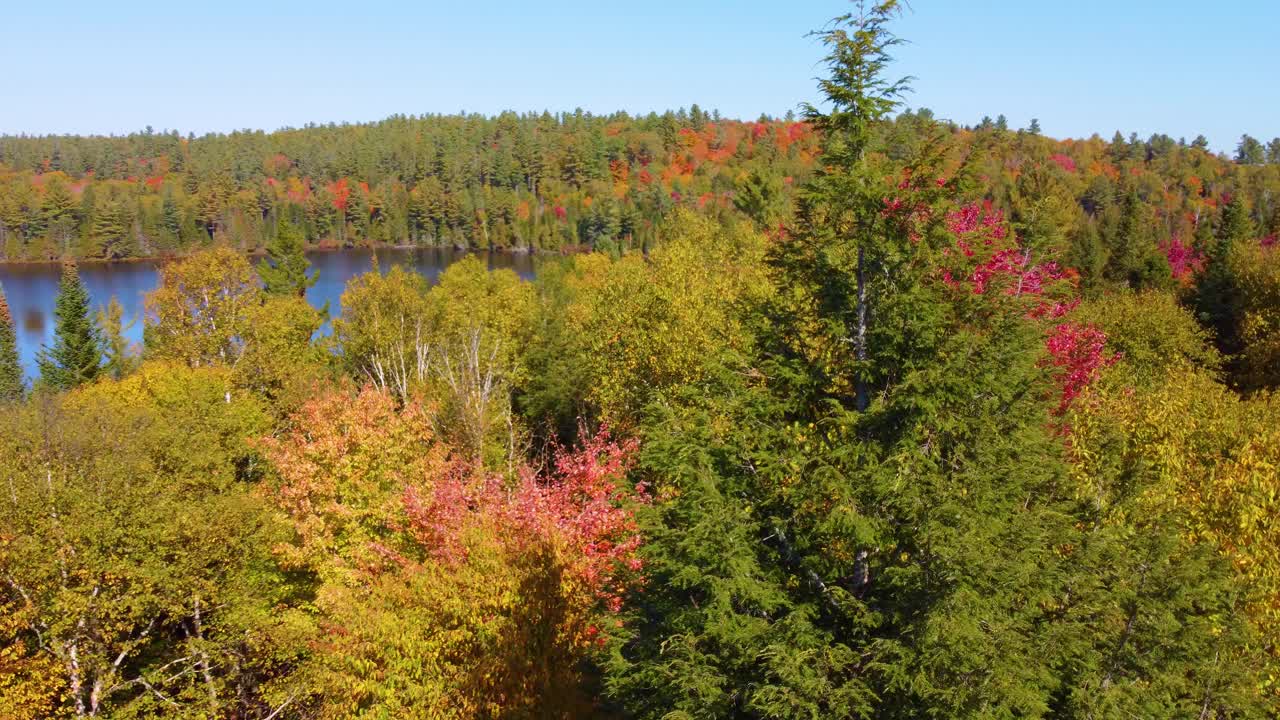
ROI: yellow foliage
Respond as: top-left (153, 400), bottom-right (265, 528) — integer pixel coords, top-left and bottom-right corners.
top-left (1068, 366), bottom-right (1280, 665)
top-left (555, 210), bottom-right (771, 423)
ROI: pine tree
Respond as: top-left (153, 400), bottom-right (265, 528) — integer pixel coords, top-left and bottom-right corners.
top-left (36, 259), bottom-right (103, 390)
top-left (257, 221), bottom-right (316, 297)
top-left (41, 176), bottom-right (78, 254)
top-left (0, 282), bottom-right (23, 401)
top-left (91, 199), bottom-right (134, 259)
top-left (1235, 134), bottom-right (1265, 165)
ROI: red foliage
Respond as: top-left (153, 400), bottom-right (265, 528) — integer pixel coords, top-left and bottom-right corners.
top-left (1262, 235), bottom-right (1277, 249)
top-left (945, 200), bottom-right (1007, 240)
top-left (1042, 323), bottom-right (1120, 416)
top-left (609, 159), bottom-right (630, 183)
top-left (1050, 154), bottom-right (1077, 173)
top-left (329, 178), bottom-right (351, 211)
top-left (266, 153), bottom-right (292, 175)
top-left (553, 205), bottom-right (567, 221)
top-left (971, 251), bottom-right (1064, 296)
top-left (1160, 234), bottom-right (1205, 281)
top-left (941, 200), bottom-right (1077, 321)
top-left (401, 428), bottom-right (644, 612)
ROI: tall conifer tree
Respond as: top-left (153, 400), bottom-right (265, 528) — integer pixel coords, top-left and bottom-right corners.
top-left (0, 282), bottom-right (23, 400)
top-left (36, 259), bottom-right (103, 390)
top-left (258, 222), bottom-right (316, 297)
top-left (607, 3), bottom-right (1267, 716)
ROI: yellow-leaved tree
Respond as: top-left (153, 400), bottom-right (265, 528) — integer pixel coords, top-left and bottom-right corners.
top-left (1067, 290), bottom-right (1280, 705)
top-left (523, 210), bottom-right (772, 429)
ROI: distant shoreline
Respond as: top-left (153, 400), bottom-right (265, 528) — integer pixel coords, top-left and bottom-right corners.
top-left (0, 242), bottom-right (560, 268)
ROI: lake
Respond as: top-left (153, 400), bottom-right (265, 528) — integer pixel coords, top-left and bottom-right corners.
top-left (0, 248), bottom-right (537, 381)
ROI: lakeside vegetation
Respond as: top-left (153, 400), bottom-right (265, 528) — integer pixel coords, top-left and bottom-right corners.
top-left (1, 2), bottom-right (1278, 718)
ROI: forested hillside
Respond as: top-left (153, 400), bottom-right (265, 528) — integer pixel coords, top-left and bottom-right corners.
top-left (1, 98), bottom-right (1278, 268)
top-left (1, 2), bottom-right (1278, 718)
top-left (0, 111), bottom-right (820, 258)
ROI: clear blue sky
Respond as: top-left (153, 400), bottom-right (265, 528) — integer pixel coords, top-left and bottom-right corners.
top-left (1, 1), bottom-right (1274, 152)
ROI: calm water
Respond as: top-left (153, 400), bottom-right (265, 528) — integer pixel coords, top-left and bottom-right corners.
top-left (0, 248), bottom-right (536, 381)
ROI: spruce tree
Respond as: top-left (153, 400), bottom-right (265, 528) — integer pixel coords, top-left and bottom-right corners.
top-left (606, 3), bottom-right (1267, 716)
top-left (257, 222), bottom-right (316, 297)
top-left (0, 282), bottom-right (23, 401)
top-left (1194, 194), bottom-right (1254, 357)
top-left (36, 259), bottom-right (103, 390)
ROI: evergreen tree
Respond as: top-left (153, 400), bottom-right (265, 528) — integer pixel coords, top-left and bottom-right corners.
top-left (1105, 189), bottom-right (1167, 288)
top-left (35, 259), bottom-right (103, 390)
top-left (732, 169), bottom-right (784, 229)
top-left (1194, 194), bottom-right (1256, 359)
top-left (791, 0), bottom-right (914, 411)
top-left (161, 190), bottom-right (184, 245)
top-left (97, 296), bottom-right (136, 380)
top-left (91, 199), bottom-right (134, 259)
top-left (1068, 217), bottom-right (1107, 294)
top-left (1236, 134), bottom-right (1265, 165)
top-left (41, 176), bottom-right (79, 253)
top-left (257, 221), bottom-right (317, 297)
top-left (0, 282), bottom-right (23, 401)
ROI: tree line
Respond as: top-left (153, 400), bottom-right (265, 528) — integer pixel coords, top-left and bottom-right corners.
top-left (0, 109), bottom-right (818, 259)
top-left (1, 2), bottom-right (1278, 717)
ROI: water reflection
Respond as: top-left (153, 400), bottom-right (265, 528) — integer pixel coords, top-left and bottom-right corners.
top-left (0, 248), bottom-right (536, 381)
top-left (22, 309), bottom-right (44, 334)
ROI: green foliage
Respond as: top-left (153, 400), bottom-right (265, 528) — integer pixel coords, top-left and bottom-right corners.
top-left (0, 362), bottom-right (294, 718)
top-left (1072, 290), bottom-right (1220, 383)
top-left (145, 246), bottom-right (261, 366)
top-left (235, 295), bottom-right (329, 410)
top-left (35, 259), bottom-right (102, 391)
top-left (1, 5), bottom-right (1278, 718)
top-left (1229, 241), bottom-right (1280, 392)
top-left (258, 221), bottom-right (317, 297)
top-left (733, 169), bottom-right (784, 229)
top-left (521, 210), bottom-right (770, 431)
top-left (97, 295), bottom-right (138, 380)
top-left (1068, 364), bottom-right (1279, 710)
top-left (336, 256), bottom-right (535, 466)
top-left (0, 282), bottom-right (22, 401)
top-left (0, 111), bottom-right (822, 258)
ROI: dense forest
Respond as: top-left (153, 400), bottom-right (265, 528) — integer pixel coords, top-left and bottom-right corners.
top-left (0, 108), bottom-right (819, 258)
top-left (2, 2), bottom-right (1279, 718)
top-left (1, 83), bottom-right (1279, 267)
